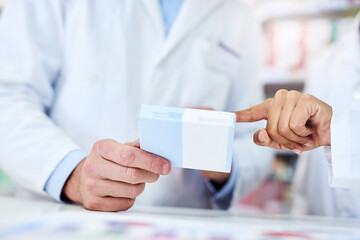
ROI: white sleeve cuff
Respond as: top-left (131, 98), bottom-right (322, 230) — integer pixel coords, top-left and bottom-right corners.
top-left (326, 107), bottom-right (360, 188)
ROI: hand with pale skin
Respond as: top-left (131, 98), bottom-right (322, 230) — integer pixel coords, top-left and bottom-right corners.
top-left (63, 139), bottom-right (171, 212)
top-left (234, 90), bottom-right (333, 154)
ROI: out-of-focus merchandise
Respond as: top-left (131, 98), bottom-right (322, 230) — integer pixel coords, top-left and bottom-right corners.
top-left (0, 170), bottom-right (16, 196)
top-left (262, 17), bottom-right (354, 86)
top-left (254, 0), bottom-right (360, 90)
top-left (0, 0), bottom-right (6, 10)
top-left (237, 154), bottom-right (297, 214)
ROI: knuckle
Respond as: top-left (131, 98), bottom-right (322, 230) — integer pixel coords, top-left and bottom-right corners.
top-left (265, 98), bottom-right (274, 106)
top-left (84, 179), bottom-right (97, 193)
top-left (149, 158), bottom-right (160, 173)
top-left (302, 94), bottom-right (314, 102)
top-left (275, 89), bottom-right (288, 98)
top-left (83, 198), bottom-right (101, 211)
top-left (147, 173), bottom-right (160, 183)
top-left (289, 120), bottom-right (300, 131)
top-left (131, 184), bottom-right (145, 197)
top-left (266, 126), bottom-right (277, 137)
top-left (288, 90), bottom-right (300, 99)
top-left (122, 199), bottom-right (135, 211)
top-left (278, 125), bottom-right (290, 136)
top-left (82, 162), bottom-right (94, 176)
top-left (125, 168), bottom-right (138, 183)
top-left (265, 97), bottom-right (274, 103)
top-left (93, 139), bottom-right (114, 154)
top-left (264, 98), bottom-right (274, 110)
top-left (121, 149), bottom-right (135, 166)
top-left (152, 174), bottom-right (160, 183)
top-left (92, 140), bottom-right (105, 153)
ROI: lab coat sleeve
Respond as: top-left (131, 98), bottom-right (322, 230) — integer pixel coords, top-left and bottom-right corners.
top-left (0, 0), bottom-right (84, 196)
top-left (224, 10), bottom-right (274, 205)
top-left (324, 107), bottom-right (360, 188)
top-left (44, 150), bottom-right (88, 202)
top-left (203, 157), bottom-right (239, 210)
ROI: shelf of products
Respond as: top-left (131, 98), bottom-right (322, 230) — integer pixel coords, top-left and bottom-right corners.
top-left (257, 0), bottom-right (360, 23)
top-left (0, 0), bottom-right (6, 11)
top-left (258, 0), bottom-right (358, 91)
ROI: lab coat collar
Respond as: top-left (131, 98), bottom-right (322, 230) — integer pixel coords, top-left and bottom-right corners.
top-left (140, 0), bottom-right (165, 37)
top-left (155, 0), bottom-right (223, 65)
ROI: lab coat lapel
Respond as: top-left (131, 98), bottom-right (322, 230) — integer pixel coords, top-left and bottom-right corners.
top-left (155, 0), bottom-right (223, 65)
top-left (140, 0), bottom-right (164, 36)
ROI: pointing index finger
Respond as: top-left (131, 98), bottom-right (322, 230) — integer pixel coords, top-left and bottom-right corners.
top-left (234, 98), bottom-right (272, 123)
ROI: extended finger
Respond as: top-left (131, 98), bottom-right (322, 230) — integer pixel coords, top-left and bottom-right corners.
top-left (234, 98), bottom-right (273, 123)
top-left (94, 140), bottom-right (171, 175)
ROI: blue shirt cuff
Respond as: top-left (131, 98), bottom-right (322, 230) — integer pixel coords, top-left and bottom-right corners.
top-left (204, 157), bottom-right (239, 210)
top-left (44, 150), bottom-right (88, 202)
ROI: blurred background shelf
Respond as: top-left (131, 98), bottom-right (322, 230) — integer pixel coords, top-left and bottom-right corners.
top-left (264, 82), bottom-right (304, 98)
top-left (257, 0), bottom-right (360, 23)
top-left (0, 0), bottom-right (6, 11)
top-left (0, 170), bottom-right (16, 197)
top-left (257, 0), bottom-right (359, 97)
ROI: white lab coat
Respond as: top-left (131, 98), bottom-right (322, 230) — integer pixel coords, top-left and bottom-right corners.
top-left (0, 0), bottom-right (272, 208)
top-left (292, 13), bottom-right (360, 217)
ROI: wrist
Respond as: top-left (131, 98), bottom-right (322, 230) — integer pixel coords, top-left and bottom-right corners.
top-left (200, 170), bottom-right (230, 190)
top-left (210, 177), bottom-right (229, 191)
top-left (63, 159), bottom-right (84, 204)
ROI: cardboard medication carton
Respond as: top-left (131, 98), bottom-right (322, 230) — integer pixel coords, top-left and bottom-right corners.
top-left (138, 105), bottom-right (235, 173)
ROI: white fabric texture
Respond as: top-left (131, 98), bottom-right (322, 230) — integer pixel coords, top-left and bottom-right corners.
top-left (292, 12), bottom-right (360, 217)
top-left (0, 0), bottom-right (272, 208)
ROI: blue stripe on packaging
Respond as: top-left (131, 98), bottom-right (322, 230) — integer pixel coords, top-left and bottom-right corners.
top-left (138, 105), bottom-right (184, 167)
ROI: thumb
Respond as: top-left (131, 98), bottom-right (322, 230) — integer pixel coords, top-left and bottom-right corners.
top-left (253, 129), bottom-right (272, 147)
top-left (234, 99), bottom-right (272, 123)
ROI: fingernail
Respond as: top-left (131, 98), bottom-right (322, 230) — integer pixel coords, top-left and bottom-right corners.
top-left (162, 163), bottom-right (170, 175)
top-left (258, 131), bottom-right (265, 142)
top-left (304, 142), bottom-right (313, 147)
top-left (293, 149), bottom-right (302, 155)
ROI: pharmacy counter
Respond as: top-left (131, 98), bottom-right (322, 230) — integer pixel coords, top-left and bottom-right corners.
top-left (0, 196), bottom-right (359, 239)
